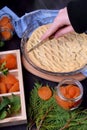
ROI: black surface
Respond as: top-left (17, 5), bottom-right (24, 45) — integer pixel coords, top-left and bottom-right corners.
top-left (0, 0), bottom-right (71, 16)
top-left (0, 1), bottom-right (87, 130)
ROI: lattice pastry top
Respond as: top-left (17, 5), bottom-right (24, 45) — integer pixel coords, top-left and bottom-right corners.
top-left (26, 24), bottom-right (87, 73)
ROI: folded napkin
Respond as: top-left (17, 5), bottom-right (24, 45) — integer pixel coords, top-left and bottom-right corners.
top-left (15, 10), bottom-right (59, 38)
top-left (0, 6), bottom-right (87, 77)
top-left (0, 6), bottom-right (19, 21)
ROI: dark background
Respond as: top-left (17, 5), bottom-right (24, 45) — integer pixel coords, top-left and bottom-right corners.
top-left (1, 0), bottom-right (87, 130)
top-left (0, 0), bottom-right (71, 16)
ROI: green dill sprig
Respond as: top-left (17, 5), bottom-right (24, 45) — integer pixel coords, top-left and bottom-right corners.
top-left (0, 62), bottom-right (8, 75)
top-left (0, 41), bottom-right (5, 47)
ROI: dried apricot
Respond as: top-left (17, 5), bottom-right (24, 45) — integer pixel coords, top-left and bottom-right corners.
top-left (0, 16), bottom-right (11, 26)
top-left (0, 54), bottom-right (17, 69)
top-left (1, 73), bottom-right (19, 92)
top-left (9, 81), bottom-right (19, 92)
top-left (55, 95), bottom-right (74, 109)
top-left (38, 86), bottom-right (52, 100)
top-left (0, 82), bottom-right (7, 94)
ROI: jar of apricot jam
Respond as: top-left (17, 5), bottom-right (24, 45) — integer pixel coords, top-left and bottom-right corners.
top-left (0, 14), bottom-right (14, 41)
top-left (56, 78), bottom-right (83, 110)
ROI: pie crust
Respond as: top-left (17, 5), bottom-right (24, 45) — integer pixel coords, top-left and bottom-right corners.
top-left (26, 24), bottom-right (87, 73)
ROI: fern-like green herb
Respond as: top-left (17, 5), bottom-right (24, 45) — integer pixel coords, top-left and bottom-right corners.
top-left (0, 62), bottom-right (8, 75)
top-left (28, 83), bottom-right (87, 130)
top-left (0, 41), bottom-right (5, 47)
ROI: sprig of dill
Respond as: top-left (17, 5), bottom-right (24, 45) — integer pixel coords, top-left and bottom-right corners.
top-left (28, 83), bottom-right (87, 130)
top-left (0, 62), bottom-right (8, 75)
top-left (0, 41), bottom-right (5, 47)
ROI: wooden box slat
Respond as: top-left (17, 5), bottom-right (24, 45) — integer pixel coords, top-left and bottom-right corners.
top-left (0, 50), bottom-right (27, 127)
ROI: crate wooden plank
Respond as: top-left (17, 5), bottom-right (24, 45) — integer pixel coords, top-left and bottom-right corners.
top-left (0, 49), bottom-right (27, 127)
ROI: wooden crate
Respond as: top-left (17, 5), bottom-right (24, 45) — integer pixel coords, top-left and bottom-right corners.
top-left (0, 50), bottom-right (27, 127)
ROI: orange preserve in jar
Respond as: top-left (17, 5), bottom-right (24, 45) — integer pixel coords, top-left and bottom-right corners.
top-left (0, 14), bottom-right (14, 41)
top-left (55, 79), bottom-right (83, 110)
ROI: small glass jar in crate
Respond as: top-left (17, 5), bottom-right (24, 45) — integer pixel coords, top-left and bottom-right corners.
top-left (56, 78), bottom-right (83, 110)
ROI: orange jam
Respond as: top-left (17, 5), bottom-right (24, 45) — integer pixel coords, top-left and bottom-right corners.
top-left (56, 79), bottom-right (83, 110)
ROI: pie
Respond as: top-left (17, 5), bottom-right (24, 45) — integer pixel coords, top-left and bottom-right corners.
top-left (26, 24), bottom-right (87, 73)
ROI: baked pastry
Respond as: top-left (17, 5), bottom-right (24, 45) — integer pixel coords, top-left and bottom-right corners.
top-left (26, 24), bottom-right (87, 73)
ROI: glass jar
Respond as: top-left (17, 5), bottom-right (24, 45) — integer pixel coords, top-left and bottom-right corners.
top-left (56, 78), bottom-right (83, 110)
top-left (0, 27), bottom-right (13, 41)
top-left (0, 14), bottom-right (14, 41)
